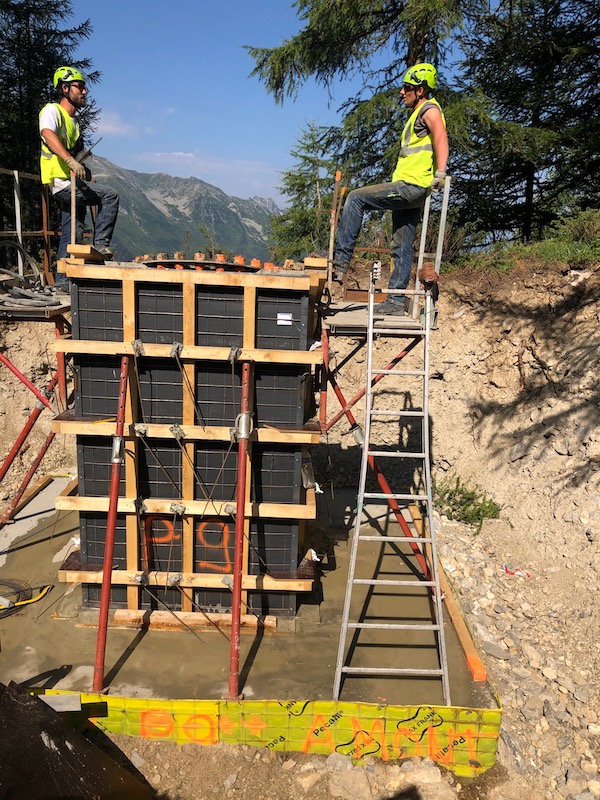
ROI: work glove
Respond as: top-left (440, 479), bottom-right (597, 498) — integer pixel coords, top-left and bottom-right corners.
top-left (64, 156), bottom-right (86, 180)
top-left (430, 169), bottom-right (446, 193)
top-left (418, 262), bottom-right (439, 284)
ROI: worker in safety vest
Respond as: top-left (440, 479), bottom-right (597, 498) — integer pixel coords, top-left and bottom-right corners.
top-left (39, 66), bottom-right (119, 285)
top-left (332, 63), bottom-right (448, 316)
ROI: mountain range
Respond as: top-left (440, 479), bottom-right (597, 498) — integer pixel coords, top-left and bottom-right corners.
top-left (87, 155), bottom-right (281, 262)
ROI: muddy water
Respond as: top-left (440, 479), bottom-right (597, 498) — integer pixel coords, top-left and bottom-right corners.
top-left (0, 483), bottom-right (494, 710)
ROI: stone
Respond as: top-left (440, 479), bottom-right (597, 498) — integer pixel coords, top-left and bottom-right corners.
top-left (325, 753), bottom-right (353, 772)
top-left (298, 772), bottom-right (322, 793)
top-left (328, 768), bottom-right (371, 799)
top-left (481, 640), bottom-right (512, 660)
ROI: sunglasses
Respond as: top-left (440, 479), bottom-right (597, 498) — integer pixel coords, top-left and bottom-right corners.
top-left (69, 81), bottom-right (87, 91)
top-left (401, 84), bottom-right (417, 92)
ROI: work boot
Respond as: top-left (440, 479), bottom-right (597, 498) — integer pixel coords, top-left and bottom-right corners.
top-left (373, 299), bottom-right (406, 316)
top-left (95, 245), bottom-right (114, 259)
top-left (330, 260), bottom-right (349, 284)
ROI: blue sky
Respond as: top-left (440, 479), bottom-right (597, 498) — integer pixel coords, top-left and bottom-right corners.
top-left (71, 0), bottom-right (355, 204)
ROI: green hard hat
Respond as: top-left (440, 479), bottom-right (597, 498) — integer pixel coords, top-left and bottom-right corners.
top-left (53, 66), bottom-right (86, 89)
top-left (403, 63), bottom-right (437, 90)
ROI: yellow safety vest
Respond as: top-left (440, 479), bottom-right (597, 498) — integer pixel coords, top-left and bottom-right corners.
top-left (39, 103), bottom-right (80, 185)
top-left (391, 98), bottom-right (445, 188)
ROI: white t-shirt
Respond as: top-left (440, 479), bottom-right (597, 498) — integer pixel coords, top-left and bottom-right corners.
top-left (39, 104), bottom-right (78, 194)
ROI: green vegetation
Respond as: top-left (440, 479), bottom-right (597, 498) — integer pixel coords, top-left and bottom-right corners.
top-left (445, 209), bottom-right (600, 273)
top-left (434, 473), bottom-right (501, 533)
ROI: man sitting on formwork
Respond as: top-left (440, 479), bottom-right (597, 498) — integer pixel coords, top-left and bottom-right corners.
top-left (39, 66), bottom-right (119, 288)
top-left (332, 63), bottom-right (448, 317)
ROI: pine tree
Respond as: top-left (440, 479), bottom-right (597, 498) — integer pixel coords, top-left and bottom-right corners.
top-left (439, 0), bottom-right (600, 242)
top-left (0, 0), bottom-right (96, 174)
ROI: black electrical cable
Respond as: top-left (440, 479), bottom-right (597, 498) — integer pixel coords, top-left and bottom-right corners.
top-left (0, 578), bottom-right (32, 619)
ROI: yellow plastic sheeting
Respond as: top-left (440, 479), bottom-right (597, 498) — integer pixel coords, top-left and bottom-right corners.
top-left (47, 692), bottom-right (501, 778)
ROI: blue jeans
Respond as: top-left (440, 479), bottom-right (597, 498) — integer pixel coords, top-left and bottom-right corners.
top-left (334, 180), bottom-right (428, 305)
top-left (54, 181), bottom-right (119, 259)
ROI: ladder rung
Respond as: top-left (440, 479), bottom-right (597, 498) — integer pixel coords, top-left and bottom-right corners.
top-left (358, 535), bottom-right (432, 543)
top-left (367, 450), bottom-right (426, 459)
top-left (348, 622), bottom-right (440, 631)
top-left (371, 410), bottom-right (425, 417)
top-left (353, 579), bottom-right (436, 587)
top-left (372, 327), bottom-right (425, 334)
top-left (363, 492), bottom-right (428, 500)
top-left (371, 369), bottom-right (426, 377)
top-left (341, 666), bottom-right (444, 676)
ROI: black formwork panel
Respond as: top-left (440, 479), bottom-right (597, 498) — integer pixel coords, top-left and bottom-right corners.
top-left (137, 282), bottom-right (183, 344)
top-left (251, 445), bottom-right (303, 504)
top-left (71, 280), bottom-right (123, 341)
top-left (77, 436), bottom-right (125, 497)
top-left (256, 290), bottom-right (308, 350)
top-left (247, 519), bottom-right (299, 617)
top-left (136, 359), bottom-right (183, 424)
top-left (82, 512), bottom-right (183, 610)
top-left (254, 364), bottom-right (311, 428)
top-left (138, 438), bottom-right (182, 499)
top-left (194, 443), bottom-right (238, 503)
top-left (73, 355), bottom-right (122, 419)
top-left (196, 285), bottom-right (243, 347)
top-left (193, 516), bottom-right (235, 614)
top-left (80, 511), bottom-right (128, 608)
top-left (196, 362), bottom-right (241, 426)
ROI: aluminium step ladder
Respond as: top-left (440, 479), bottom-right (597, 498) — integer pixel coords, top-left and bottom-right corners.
top-left (333, 183), bottom-right (452, 705)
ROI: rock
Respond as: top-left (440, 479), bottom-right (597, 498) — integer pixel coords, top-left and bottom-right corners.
top-left (328, 768), bottom-right (371, 799)
top-left (481, 640), bottom-right (512, 660)
top-left (325, 753), bottom-right (353, 772)
top-left (298, 772), bottom-right (323, 793)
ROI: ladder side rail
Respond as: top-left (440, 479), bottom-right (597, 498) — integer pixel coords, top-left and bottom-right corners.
top-left (410, 193), bottom-right (431, 319)
top-left (434, 177), bottom-right (452, 275)
top-left (422, 288), bottom-right (452, 704)
top-left (333, 263), bottom-right (379, 701)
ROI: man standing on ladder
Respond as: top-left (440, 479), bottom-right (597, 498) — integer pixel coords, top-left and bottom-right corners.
top-left (331, 63), bottom-right (448, 316)
top-left (39, 66), bottom-right (119, 288)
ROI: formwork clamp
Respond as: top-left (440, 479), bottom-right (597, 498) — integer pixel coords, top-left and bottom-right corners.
top-left (231, 411), bottom-right (253, 443)
top-left (228, 346), bottom-right (242, 364)
top-left (169, 424), bottom-right (185, 442)
top-left (350, 423), bottom-right (365, 446)
top-left (134, 572), bottom-right (149, 586)
top-left (169, 502), bottom-right (186, 516)
top-left (131, 339), bottom-right (145, 357)
top-left (170, 342), bottom-right (183, 358)
top-left (167, 572), bottom-right (182, 586)
top-left (134, 498), bottom-right (148, 514)
top-left (133, 423), bottom-right (147, 437)
top-left (111, 435), bottom-right (124, 464)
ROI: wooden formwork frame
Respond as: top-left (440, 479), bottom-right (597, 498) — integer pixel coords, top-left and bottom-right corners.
top-left (50, 251), bottom-right (326, 614)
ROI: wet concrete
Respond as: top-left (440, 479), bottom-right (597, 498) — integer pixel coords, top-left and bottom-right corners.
top-left (0, 480), bottom-right (495, 710)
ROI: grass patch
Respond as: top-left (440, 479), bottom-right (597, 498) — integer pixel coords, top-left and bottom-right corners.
top-left (434, 473), bottom-right (501, 533)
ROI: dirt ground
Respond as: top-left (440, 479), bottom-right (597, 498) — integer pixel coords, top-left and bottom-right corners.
top-left (1, 257), bottom-right (599, 798)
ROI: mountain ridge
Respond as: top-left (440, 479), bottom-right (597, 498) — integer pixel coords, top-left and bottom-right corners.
top-left (88, 155), bottom-right (281, 262)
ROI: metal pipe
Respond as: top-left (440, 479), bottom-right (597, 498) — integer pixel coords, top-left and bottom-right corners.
top-left (0, 353), bottom-right (53, 410)
top-left (324, 340), bottom-right (420, 434)
top-left (0, 431), bottom-right (55, 527)
top-left (93, 355), bottom-right (129, 693)
top-left (0, 372), bottom-right (59, 483)
top-left (319, 328), bottom-right (329, 433)
top-left (227, 361), bottom-right (251, 700)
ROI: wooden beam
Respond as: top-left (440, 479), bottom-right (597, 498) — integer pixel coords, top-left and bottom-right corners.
top-left (111, 609), bottom-right (278, 630)
top-left (48, 337), bottom-right (322, 365)
top-left (58, 568), bottom-right (313, 592)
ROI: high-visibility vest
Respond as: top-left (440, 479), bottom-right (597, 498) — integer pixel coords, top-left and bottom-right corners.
top-left (39, 103), bottom-right (80, 185)
top-left (391, 98), bottom-right (445, 188)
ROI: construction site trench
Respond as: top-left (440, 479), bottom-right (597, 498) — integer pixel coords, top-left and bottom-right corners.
top-left (1, 259), bottom-right (599, 799)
